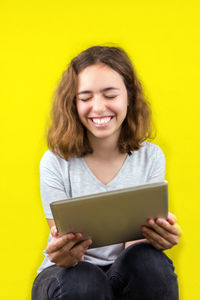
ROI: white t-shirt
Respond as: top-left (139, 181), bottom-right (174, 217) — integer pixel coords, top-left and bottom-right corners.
top-left (37, 141), bottom-right (165, 275)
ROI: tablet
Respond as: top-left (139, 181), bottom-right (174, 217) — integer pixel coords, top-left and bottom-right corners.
top-left (50, 181), bottom-right (168, 248)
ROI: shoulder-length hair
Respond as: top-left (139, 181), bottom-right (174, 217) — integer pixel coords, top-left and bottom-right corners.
top-left (47, 45), bottom-right (154, 160)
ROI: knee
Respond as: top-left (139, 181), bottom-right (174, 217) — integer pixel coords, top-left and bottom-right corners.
top-left (32, 262), bottom-right (114, 300)
top-left (109, 242), bottom-right (178, 299)
top-left (56, 262), bottom-right (114, 299)
top-left (120, 242), bottom-right (175, 275)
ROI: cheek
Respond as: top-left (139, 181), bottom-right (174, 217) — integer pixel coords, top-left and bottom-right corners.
top-left (76, 102), bottom-right (89, 120)
top-left (110, 100), bottom-right (128, 116)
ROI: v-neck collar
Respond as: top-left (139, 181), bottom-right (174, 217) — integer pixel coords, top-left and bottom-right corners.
top-left (80, 154), bottom-right (130, 188)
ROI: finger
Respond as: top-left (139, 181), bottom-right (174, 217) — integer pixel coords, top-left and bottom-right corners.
top-left (145, 219), bottom-right (181, 245)
top-left (143, 234), bottom-right (164, 250)
top-left (50, 236), bottom-right (91, 263)
top-left (142, 228), bottom-right (173, 250)
top-left (56, 239), bottom-right (92, 267)
top-left (149, 218), bottom-right (180, 236)
top-left (79, 239), bottom-right (93, 250)
top-left (168, 212), bottom-right (177, 223)
top-left (156, 218), bottom-right (182, 238)
top-left (48, 236), bottom-right (85, 265)
top-left (167, 217), bottom-right (175, 225)
top-left (142, 222), bottom-right (170, 244)
top-left (69, 239), bottom-right (92, 260)
top-left (60, 237), bottom-right (91, 254)
top-left (56, 254), bottom-right (78, 268)
top-left (46, 232), bottom-right (82, 253)
top-left (71, 239), bottom-right (92, 254)
top-left (146, 237), bottom-right (165, 250)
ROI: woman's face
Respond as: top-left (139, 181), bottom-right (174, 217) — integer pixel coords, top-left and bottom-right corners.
top-left (76, 63), bottom-right (128, 142)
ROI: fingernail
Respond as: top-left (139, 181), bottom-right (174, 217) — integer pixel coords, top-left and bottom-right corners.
top-left (147, 219), bottom-right (154, 225)
top-left (141, 226), bottom-right (147, 232)
top-left (67, 233), bottom-right (75, 239)
top-left (156, 218), bottom-right (163, 225)
top-left (75, 233), bottom-right (82, 239)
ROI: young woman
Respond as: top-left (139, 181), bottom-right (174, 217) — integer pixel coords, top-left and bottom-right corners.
top-left (32, 45), bottom-right (182, 300)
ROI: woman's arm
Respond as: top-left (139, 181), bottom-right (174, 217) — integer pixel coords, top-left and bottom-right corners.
top-left (40, 153), bottom-right (92, 267)
top-left (141, 146), bottom-right (182, 250)
top-left (47, 218), bottom-right (56, 228)
top-left (125, 239), bottom-right (148, 248)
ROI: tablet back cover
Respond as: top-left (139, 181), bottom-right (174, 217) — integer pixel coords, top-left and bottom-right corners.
top-left (50, 181), bottom-right (168, 248)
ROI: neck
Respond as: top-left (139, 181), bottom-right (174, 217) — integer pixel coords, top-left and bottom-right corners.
top-left (87, 133), bottom-right (121, 161)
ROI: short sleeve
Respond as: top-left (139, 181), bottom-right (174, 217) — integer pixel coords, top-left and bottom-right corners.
top-left (147, 145), bottom-right (165, 183)
top-left (39, 150), bottom-right (69, 219)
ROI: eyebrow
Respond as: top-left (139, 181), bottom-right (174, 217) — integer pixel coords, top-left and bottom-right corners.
top-left (76, 87), bottom-right (120, 96)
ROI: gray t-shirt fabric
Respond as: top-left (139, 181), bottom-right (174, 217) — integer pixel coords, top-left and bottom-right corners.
top-left (37, 141), bottom-right (165, 275)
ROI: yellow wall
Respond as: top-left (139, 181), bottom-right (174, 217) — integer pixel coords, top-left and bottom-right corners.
top-left (0, 1), bottom-right (199, 299)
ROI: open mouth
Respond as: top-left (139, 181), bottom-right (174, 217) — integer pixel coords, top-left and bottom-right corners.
top-left (88, 116), bottom-right (115, 127)
top-left (91, 116), bottom-right (113, 125)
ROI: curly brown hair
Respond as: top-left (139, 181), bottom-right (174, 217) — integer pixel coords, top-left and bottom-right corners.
top-left (47, 45), bottom-right (154, 160)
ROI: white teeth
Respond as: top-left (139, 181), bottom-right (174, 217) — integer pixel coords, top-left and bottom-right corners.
top-left (92, 117), bottom-right (111, 124)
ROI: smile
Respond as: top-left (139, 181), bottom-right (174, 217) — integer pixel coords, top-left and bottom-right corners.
top-left (90, 116), bottom-right (113, 125)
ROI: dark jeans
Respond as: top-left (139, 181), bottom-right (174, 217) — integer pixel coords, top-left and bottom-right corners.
top-left (32, 242), bottom-right (179, 300)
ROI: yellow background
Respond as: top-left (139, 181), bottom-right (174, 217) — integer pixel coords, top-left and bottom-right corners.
top-left (0, 1), bottom-right (199, 299)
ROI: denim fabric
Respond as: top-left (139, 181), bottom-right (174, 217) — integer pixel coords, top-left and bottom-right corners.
top-left (32, 242), bottom-right (179, 300)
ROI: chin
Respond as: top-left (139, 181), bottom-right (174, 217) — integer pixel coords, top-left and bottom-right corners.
top-left (91, 133), bottom-right (111, 139)
top-left (90, 128), bottom-right (119, 140)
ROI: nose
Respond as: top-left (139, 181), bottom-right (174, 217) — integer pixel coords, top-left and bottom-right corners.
top-left (92, 95), bottom-right (106, 114)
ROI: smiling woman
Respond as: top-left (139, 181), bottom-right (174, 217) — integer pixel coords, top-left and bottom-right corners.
top-left (47, 46), bottom-right (152, 159)
top-left (32, 45), bottom-right (181, 300)
top-left (76, 63), bottom-right (128, 140)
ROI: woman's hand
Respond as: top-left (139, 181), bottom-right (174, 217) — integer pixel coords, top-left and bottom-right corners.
top-left (141, 212), bottom-right (182, 250)
top-left (46, 226), bottom-right (92, 268)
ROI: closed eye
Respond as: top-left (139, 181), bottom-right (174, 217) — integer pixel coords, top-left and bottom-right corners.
top-left (79, 95), bottom-right (117, 101)
top-left (79, 98), bottom-right (91, 102)
top-left (105, 95), bottom-right (117, 99)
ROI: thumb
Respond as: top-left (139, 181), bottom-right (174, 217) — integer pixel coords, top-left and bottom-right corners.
top-left (167, 212), bottom-right (177, 225)
top-left (51, 226), bottom-right (59, 237)
top-left (167, 217), bottom-right (175, 225)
